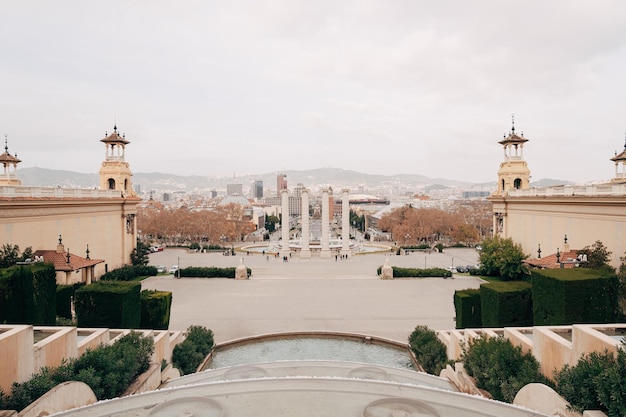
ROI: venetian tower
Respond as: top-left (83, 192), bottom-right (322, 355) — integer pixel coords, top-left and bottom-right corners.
top-left (0, 135), bottom-right (21, 186)
top-left (610, 134), bottom-right (626, 183)
top-left (495, 116), bottom-right (531, 195)
top-left (99, 125), bottom-right (136, 197)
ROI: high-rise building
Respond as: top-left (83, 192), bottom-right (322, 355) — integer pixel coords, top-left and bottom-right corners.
top-left (277, 174), bottom-right (287, 196)
top-left (252, 180), bottom-right (264, 199)
top-left (227, 183), bottom-right (243, 196)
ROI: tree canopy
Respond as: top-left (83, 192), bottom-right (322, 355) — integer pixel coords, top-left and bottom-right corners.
top-left (478, 236), bottom-right (528, 281)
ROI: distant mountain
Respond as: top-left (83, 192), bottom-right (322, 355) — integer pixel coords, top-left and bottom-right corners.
top-left (18, 166), bottom-right (569, 194)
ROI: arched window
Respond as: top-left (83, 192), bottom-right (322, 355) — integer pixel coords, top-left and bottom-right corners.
top-left (501, 179), bottom-right (505, 191)
top-left (124, 179), bottom-right (128, 190)
top-left (108, 178), bottom-right (116, 190)
top-left (514, 178), bottom-right (522, 189)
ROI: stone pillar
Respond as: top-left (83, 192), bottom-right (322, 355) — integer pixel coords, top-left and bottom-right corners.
top-left (320, 188), bottom-right (331, 258)
top-left (381, 256), bottom-right (393, 279)
top-left (280, 189), bottom-right (290, 256)
top-left (300, 188), bottom-right (311, 258)
top-left (341, 188), bottom-right (350, 256)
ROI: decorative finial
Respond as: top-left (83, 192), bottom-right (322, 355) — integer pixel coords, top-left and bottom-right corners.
top-left (564, 234), bottom-right (568, 244)
top-left (85, 244), bottom-right (90, 260)
top-left (556, 248), bottom-right (560, 263)
top-left (537, 244), bottom-right (542, 259)
top-left (511, 113), bottom-right (515, 133)
top-left (4, 134), bottom-right (8, 153)
top-left (113, 124), bottom-right (118, 133)
top-left (58, 234), bottom-right (62, 244)
top-left (66, 249), bottom-right (71, 264)
top-left (623, 131), bottom-right (626, 150)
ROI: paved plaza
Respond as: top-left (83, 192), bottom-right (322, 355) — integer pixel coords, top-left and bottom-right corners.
top-left (143, 247), bottom-right (483, 344)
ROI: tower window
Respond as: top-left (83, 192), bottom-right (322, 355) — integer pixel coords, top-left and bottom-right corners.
top-left (514, 178), bottom-right (522, 189)
top-left (108, 178), bottom-right (116, 190)
top-left (124, 179), bottom-right (128, 190)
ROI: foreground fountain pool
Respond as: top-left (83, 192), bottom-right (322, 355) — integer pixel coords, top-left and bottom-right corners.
top-left (203, 334), bottom-right (414, 371)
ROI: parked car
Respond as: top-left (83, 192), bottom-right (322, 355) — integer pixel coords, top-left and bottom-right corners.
top-left (156, 265), bottom-right (166, 273)
top-left (455, 265), bottom-right (467, 273)
top-left (169, 265), bottom-right (179, 274)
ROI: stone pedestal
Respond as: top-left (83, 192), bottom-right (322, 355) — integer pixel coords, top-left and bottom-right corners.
top-left (235, 258), bottom-right (248, 280)
top-left (381, 256), bottom-right (393, 279)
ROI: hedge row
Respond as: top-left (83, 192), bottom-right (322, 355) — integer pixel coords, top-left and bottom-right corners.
top-left (178, 266), bottom-right (251, 278)
top-left (0, 263), bottom-right (56, 325)
top-left (376, 266), bottom-right (452, 278)
top-left (454, 289), bottom-right (481, 329)
top-left (454, 268), bottom-right (620, 328)
top-left (100, 265), bottom-right (158, 281)
top-left (532, 268), bottom-right (619, 325)
top-left (140, 290), bottom-right (172, 330)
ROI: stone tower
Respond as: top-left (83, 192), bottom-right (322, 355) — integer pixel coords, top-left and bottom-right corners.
top-left (495, 117), bottom-right (531, 195)
top-left (0, 135), bottom-right (22, 186)
top-left (99, 125), bottom-right (136, 196)
top-left (610, 134), bottom-right (626, 183)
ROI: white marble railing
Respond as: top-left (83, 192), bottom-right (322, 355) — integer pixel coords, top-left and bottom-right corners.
top-left (0, 186), bottom-right (123, 199)
top-left (507, 183), bottom-right (626, 197)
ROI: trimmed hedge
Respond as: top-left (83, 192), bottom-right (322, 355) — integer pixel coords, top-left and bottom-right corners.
top-left (454, 289), bottom-right (482, 329)
top-left (178, 266), bottom-right (251, 278)
top-left (376, 266), bottom-right (451, 278)
top-left (532, 268), bottom-right (620, 325)
top-left (0, 263), bottom-right (56, 325)
top-left (56, 283), bottom-right (85, 319)
top-left (480, 281), bottom-right (532, 328)
top-left (140, 290), bottom-right (172, 330)
top-left (75, 281), bottom-right (141, 328)
top-left (100, 265), bottom-right (158, 281)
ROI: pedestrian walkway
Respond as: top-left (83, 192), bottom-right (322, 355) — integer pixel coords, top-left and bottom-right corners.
top-left (143, 248), bottom-right (482, 344)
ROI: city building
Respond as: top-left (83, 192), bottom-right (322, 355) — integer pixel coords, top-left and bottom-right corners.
top-left (277, 173), bottom-right (287, 196)
top-left (0, 127), bottom-right (139, 279)
top-left (252, 180), bottom-right (263, 199)
top-left (226, 183), bottom-right (243, 196)
top-left (489, 124), bottom-right (626, 268)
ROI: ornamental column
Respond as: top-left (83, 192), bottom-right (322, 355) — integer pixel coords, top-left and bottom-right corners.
top-left (320, 188), bottom-right (331, 258)
top-left (280, 189), bottom-right (290, 256)
top-left (300, 188), bottom-right (311, 258)
top-left (341, 188), bottom-right (350, 255)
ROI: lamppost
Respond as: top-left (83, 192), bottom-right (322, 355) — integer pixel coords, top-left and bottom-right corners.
top-left (177, 256), bottom-right (180, 278)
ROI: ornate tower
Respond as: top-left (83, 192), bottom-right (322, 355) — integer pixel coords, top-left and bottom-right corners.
top-left (610, 134), bottom-right (626, 183)
top-left (0, 135), bottom-right (22, 186)
top-left (99, 125), bottom-right (136, 196)
top-left (495, 116), bottom-right (531, 195)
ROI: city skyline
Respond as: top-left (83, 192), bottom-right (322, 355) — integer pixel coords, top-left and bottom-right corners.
top-left (2, 1), bottom-right (626, 184)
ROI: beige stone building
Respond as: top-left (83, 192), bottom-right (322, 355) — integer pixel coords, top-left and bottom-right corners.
top-left (0, 127), bottom-right (139, 280)
top-left (488, 125), bottom-right (626, 268)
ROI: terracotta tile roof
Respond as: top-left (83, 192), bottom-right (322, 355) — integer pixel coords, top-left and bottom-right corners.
top-left (524, 250), bottom-right (581, 269)
top-left (33, 250), bottom-right (104, 272)
top-left (0, 150), bottom-right (21, 164)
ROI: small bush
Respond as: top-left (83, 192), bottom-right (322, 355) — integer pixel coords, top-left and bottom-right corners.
top-left (2, 332), bottom-right (153, 411)
top-left (462, 335), bottom-right (552, 403)
top-left (408, 325), bottom-right (448, 375)
top-left (178, 266), bottom-right (251, 278)
top-left (554, 345), bottom-right (626, 416)
top-left (172, 325), bottom-right (215, 375)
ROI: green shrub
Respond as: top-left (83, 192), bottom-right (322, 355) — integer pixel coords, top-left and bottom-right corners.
top-left (554, 345), bottom-right (626, 416)
top-left (462, 335), bottom-right (552, 403)
top-left (0, 263), bottom-right (56, 325)
top-left (454, 289), bottom-right (482, 329)
top-left (2, 332), bottom-right (154, 411)
top-left (100, 265), bottom-right (158, 281)
top-left (172, 325), bottom-right (215, 375)
top-left (140, 290), bottom-right (172, 330)
top-left (178, 266), bottom-right (251, 278)
top-left (408, 325), bottom-right (448, 375)
top-left (480, 281), bottom-right (533, 328)
top-left (75, 281), bottom-right (141, 328)
top-left (376, 266), bottom-right (451, 278)
top-left (532, 268), bottom-right (620, 325)
top-left (56, 283), bottom-right (84, 319)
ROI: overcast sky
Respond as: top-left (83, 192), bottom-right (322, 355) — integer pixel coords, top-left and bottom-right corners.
top-left (1, 1), bottom-right (625, 184)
